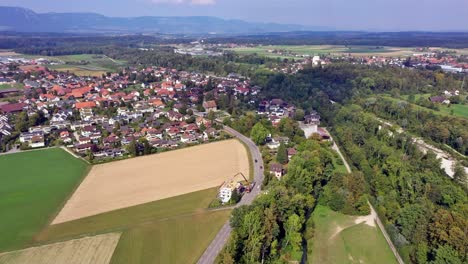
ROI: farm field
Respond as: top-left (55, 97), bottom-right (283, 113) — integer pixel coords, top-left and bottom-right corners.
top-left (9, 53), bottom-right (126, 76)
top-left (0, 233), bottom-right (120, 264)
top-left (226, 45), bottom-right (416, 59)
top-left (47, 66), bottom-right (108, 77)
top-left (53, 139), bottom-right (249, 224)
top-left (0, 148), bottom-right (89, 252)
top-left (308, 205), bottom-right (396, 264)
top-left (36, 188), bottom-right (231, 264)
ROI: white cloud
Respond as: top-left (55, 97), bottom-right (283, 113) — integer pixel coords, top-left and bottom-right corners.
top-left (191, 0), bottom-right (216, 4)
top-left (150, 0), bottom-right (216, 5)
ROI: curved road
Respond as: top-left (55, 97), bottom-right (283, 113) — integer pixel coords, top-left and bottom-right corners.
top-left (197, 126), bottom-right (264, 264)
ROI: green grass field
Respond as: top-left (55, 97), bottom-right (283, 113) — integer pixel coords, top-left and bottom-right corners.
top-left (0, 148), bottom-right (89, 252)
top-left (35, 188), bottom-right (230, 264)
top-left (19, 54), bottom-right (126, 76)
top-left (438, 103), bottom-right (468, 118)
top-left (308, 206), bottom-right (396, 264)
top-left (226, 45), bottom-right (415, 60)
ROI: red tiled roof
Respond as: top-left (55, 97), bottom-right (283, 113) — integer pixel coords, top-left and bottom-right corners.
top-left (0, 103), bottom-right (26, 113)
top-left (75, 101), bottom-right (97, 109)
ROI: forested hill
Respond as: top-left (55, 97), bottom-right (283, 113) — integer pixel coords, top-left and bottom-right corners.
top-left (247, 64), bottom-right (467, 263)
top-left (0, 6), bottom-right (314, 34)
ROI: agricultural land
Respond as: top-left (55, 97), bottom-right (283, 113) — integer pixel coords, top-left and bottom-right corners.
top-left (36, 188), bottom-right (231, 264)
top-left (226, 45), bottom-right (468, 60)
top-left (0, 233), bottom-right (120, 264)
top-left (53, 139), bottom-right (248, 224)
top-left (0, 148), bottom-right (89, 252)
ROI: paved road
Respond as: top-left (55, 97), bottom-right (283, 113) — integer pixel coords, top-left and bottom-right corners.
top-left (325, 128), bottom-right (404, 264)
top-left (197, 126), bottom-right (264, 264)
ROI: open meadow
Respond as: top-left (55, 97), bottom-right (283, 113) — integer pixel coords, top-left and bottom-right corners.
top-left (0, 148), bottom-right (89, 252)
top-left (308, 206), bottom-right (396, 264)
top-left (53, 139), bottom-right (249, 224)
top-left (36, 188), bottom-right (231, 264)
top-left (0, 233), bottom-right (120, 264)
top-left (226, 45), bottom-right (416, 59)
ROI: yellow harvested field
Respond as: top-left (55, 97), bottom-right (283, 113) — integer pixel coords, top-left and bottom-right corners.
top-left (0, 233), bottom-right (121, 264)
top-left (53, 140), bottom-right (249, 224)
top-left (0, 50), bottom-right (20, 56)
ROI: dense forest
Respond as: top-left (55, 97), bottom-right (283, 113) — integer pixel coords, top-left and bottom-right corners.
top-left (224, 63), bottom-right (468, 263)
top-left (217, 138), bottom-right (369, 263)
top-left (332, 106), bottom-right (467, 263)
top-left (252, 63), bottom-right (464, 122)
top-left (358, 96), bottom-right (468, 156)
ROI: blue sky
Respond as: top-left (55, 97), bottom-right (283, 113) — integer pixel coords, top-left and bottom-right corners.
top-left (1, 0), bottom-right (467, 31)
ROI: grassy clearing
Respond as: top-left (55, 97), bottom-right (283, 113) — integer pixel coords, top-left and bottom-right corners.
top-left (0, 148), bottom-right (89, 252)
top-left (439, 103), bottom-right (468, 118)
top-left (308, 205), bottom-right (396, 264)
top-left (393, 94), bottom-right (468, 118)
top-left (36, 188), bottom-right (230, 264)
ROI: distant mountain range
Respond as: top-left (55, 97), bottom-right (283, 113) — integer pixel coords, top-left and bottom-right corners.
top-left (0, 6), bottom-right (325, 35)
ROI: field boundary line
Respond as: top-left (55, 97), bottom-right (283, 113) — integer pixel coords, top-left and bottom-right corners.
top-left (34, 155), bottom-right (92, 243)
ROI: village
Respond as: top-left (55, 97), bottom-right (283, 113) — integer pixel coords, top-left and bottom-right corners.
top-left (0, 59), bottom-right (266, 161)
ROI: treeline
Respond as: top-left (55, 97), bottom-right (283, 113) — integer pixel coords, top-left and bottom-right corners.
top-left (217, 139), bottom-right (341, 263)
top-left (0, 34), bottom-right (191, 51)
top-left (251, 63), bottom-right (463, 124)
top-left (359, 96), bottom-right (468, 155)
top-left (107, 47), bottom-right (277, 76)
top-left (331, 105), bottom-right (467, 263)
top-left (207, 32), bottom-right (468, 48)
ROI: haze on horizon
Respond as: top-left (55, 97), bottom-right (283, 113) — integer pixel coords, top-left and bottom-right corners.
top-left (0, 0), bottom-right (467, 32)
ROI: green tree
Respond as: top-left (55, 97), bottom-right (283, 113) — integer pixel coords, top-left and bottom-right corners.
top-left (294, 109), bottom-right (305, 121)
top-left (432, 245), bottom-right (463, 264)
top-left (126, 139), bottom-right (138, 157)
top-left (250, 123), bottom-right (269, 145)
top-left (283, 213), bottom-right (302, 253)
top-left (207, 111), bottom-right (216, 124)
top-left (230, 189), bottom-right (241, 204)
top-left (276, 143), bottom-right (288, 164)
top-left (143, 140), bottom-right (152, 155)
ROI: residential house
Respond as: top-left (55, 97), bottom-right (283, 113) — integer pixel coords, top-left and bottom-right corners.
top-left (269, 163), bottom-right (284, 179)
top-left (203, 100), bottom-right (218, 112)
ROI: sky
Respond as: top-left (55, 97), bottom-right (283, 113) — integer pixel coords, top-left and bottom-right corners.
top-left (1, 0), bottom-right (468, 31)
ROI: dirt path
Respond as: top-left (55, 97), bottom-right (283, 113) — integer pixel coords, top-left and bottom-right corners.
top-left (377, 118), bottom-right (468, 179)
top-left (325, 128), bottom-right (405, 264)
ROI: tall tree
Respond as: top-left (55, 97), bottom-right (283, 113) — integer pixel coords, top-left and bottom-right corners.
top-left (250, 123), bottom-right (269, 145)
top-left (276, 143), bottom-right (288, 164)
